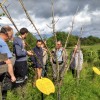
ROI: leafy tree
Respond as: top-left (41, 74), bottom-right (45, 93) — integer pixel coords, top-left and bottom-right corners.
top-left (81, 36), bottom-right (100, 45)
top-left (25, 32), bottom-right (37, 50)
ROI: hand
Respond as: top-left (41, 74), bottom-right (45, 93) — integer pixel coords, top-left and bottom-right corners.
top-left (27, 51), bottom-right (33, 56)
top-left (4, 59), bottom-right (11, 64)
top-left (11, 76), bottom-right (16, 82)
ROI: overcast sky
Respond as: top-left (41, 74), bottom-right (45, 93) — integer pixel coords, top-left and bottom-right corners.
top-left (0, 0), bottom-right (100, 38)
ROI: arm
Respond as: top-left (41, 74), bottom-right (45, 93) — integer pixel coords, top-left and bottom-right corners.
top-left (80, 51), bottom-right (83, 64)
top-left (13, 39), bottom-right (27, 57)
top-left (4, 59), bottom-right (16, 82)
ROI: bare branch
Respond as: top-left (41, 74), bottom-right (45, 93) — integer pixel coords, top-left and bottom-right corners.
top-left (64, 6), bottom-right (79, 49)
top-left (54, 18), bottom-right (59, 25)
top-left (18, 0), bottom-right (53, 58)
top-left (0, 4), bottom-right (19, 33)
top-left (51, 0), bottom-right (57, 44)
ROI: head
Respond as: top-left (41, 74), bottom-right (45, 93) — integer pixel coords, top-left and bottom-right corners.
top-left (0, 26), bottom-right (13, 41)
top-left (41, 40), bottom-right (46, 48)
top-left (36, 40), bottom-right (42, 48)
top-left (20, 28), bottom-right (28, 39)
top-left (56, 41), bottom-right (62, 49)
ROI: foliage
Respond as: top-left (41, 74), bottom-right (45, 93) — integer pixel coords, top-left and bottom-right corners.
top-left (81, 36), bottom-right (100, 45)
top-left (6, 62), bottom-right (100, 100)
top-left (25, 32), bottom-right (37, 50)
top-left (7, 41), bottom-right (13, 52)
top-left (97, 50), bottom-right (100, 59)
top-left (81, 45), bottom-right (100, 67)
top-left (47, 32), bottom-right (78, 49)
top-left (82, 49), bottom-right (98, 63)
top-left (47, 32), bottom-right (100, 49)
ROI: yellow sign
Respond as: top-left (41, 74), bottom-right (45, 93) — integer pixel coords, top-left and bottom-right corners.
top-left (93, 67), bottom-right (100, 75)
top-left (36, 78), bottom-right (55, 95)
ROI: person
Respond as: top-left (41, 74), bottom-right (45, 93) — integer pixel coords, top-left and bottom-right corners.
top-left (70, 45), bottom-right (83, 78)
top-left (41, 40), bottom-right (48, 77)
top-left (13, 28), bottom-right (32, 81)
top-left (0, 26), bottom-right (16, 82)
top-left (31, 40), bottom-right (43, 79)
top-left (50, 41), bottom-right (68, 81)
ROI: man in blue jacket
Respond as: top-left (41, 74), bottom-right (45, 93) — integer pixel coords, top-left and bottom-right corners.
top-left (0, 26), bottom-right (16, 82)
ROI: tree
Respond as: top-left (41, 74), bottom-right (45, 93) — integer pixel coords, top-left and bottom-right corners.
top-left (25, 32), bottom-right (37, 50)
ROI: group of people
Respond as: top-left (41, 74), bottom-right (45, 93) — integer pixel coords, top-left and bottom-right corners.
top-left (0, 26), bottom-right (49, 84)
top-left (0, 25), bottom-right (83, 99)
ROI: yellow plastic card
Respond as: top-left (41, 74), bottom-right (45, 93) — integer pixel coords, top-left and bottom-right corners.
top-left (36, 78), bottom-right (55, 95)
top-left (93, 67), bottom-right (100, 75)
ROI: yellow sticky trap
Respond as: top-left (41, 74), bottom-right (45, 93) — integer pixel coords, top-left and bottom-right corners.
top-left (36, 78), bottom-right (55, 95)
top-left (93, 67), bottom-right (100, 75)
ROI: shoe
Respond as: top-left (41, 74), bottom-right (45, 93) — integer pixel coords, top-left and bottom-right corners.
top-left (15, 77), bottom-right (25, 84)
top-left (25, 75), bottom-right (28, 80)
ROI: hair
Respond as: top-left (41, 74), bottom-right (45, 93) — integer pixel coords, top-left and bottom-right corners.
top-left (20, 28), bottom-right (28, 35)
top-left (36, 39), bottom-right (42, 43)
top-left (0, 26), bottom-right (12, 34)
top-left (57, 40), bottom-right (62, 44)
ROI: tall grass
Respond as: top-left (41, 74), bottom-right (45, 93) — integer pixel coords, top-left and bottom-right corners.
top-left (6, 62), bottom-right (100, 100)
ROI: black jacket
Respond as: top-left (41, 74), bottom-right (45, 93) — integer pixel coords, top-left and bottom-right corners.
top-left (31, 46), bottom-right (43, 68)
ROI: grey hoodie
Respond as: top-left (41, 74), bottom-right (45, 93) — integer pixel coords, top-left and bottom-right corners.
top-left (13, 37), bottom-right (27, 61)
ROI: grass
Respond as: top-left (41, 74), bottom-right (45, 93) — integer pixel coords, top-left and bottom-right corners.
top-left (81, 44), bottom-right (100, 51)
top-left (6, 62), bottom-right (100, 100)
top-left (67, 44), bottom-right (100, 51)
